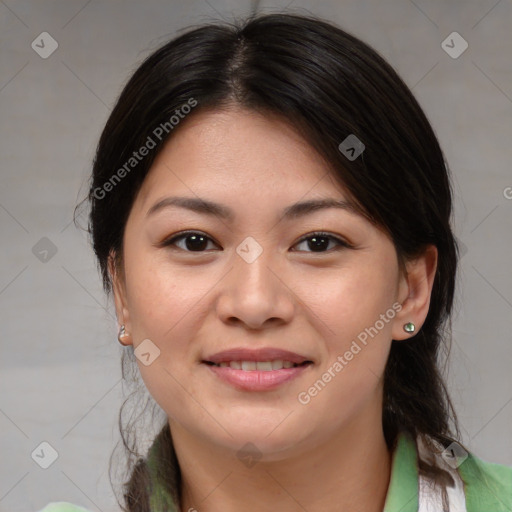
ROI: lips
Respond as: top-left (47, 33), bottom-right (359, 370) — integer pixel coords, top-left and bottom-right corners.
top-left (202, 347), bottom-right (313, 366)
top-left (203, 349), bottom-right (314, 391)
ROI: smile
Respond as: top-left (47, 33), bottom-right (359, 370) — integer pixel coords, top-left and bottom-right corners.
top-left (203, 360), bottom-right (311, 371)
top-left (202, 360), bottom-right (313, 391)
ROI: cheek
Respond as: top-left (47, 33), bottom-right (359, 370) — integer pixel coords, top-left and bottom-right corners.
top-left (295, 274), bottom-right (394, 435)
top-left (125, 257), bottom-right (212, 416)
top-left (302, 262), bottom-right (397, 341)
top-left (124, 248), bottom-right (211, 340)
top-left (301, 263), bottom-right (397, 402)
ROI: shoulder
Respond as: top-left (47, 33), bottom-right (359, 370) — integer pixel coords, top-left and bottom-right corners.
top-left (37, 502), bottom-right (93, 512)
top-left (459, 452), bottom-right (512, 511)
top-left (415, 433), bottom-right (512, 511)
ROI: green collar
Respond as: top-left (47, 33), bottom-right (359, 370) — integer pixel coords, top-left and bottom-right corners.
top-left (147, 435), bottom-right (178, 512)
top-left (383, 430), bottom-right (419, 512)
top-left (147, 430), bottom-right (512, 511)
top-left (382, 430), bottom-right (512, 512)
top-left (146, 431), bottom-right (419, 511)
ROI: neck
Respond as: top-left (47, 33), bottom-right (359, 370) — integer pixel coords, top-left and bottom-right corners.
top-left (170, 402), bottom-right (392, 512)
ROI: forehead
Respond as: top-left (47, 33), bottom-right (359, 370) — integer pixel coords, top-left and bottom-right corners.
top-left (135, 107), bottom-right (349, 211)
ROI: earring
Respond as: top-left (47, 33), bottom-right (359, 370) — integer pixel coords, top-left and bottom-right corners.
top-left (118, 324), bottom-right (131, 346)
top-left (403, 322), bottom-right (415, 333)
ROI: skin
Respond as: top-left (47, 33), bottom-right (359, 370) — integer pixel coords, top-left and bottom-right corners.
top-left (110, 107), bottom-right (438, 512)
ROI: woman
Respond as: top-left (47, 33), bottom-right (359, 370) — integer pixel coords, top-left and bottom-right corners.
top-left (40, 12), bottom-right (511, 512)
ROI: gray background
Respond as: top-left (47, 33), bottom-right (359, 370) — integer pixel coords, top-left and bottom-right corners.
top-left (1, 0), bottom-right (511, 510)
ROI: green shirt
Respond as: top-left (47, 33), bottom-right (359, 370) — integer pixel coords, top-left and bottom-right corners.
top-left (38, 431), bottom-right (512, 512)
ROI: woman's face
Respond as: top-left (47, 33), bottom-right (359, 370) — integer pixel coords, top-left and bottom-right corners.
top-left (111, 107), bottom-right (436, 459)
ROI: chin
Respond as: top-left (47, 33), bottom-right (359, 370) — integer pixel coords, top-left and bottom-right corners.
top-left (212, 423), bottom-right (307, 460)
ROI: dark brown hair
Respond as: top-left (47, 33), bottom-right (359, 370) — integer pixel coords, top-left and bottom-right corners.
top-left (77, 11), bottom-right (465, 511)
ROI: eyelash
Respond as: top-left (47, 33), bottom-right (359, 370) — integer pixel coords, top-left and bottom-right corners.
top-left (160, 230), bottom-right (351, 253)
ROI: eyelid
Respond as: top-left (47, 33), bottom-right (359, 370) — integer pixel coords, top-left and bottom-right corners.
top-left (294, 231), bottom-right (352, 249)
top-left (158, 230), bottom-right (352, 252)
top-left (158, 230), bottom-right (220, 249)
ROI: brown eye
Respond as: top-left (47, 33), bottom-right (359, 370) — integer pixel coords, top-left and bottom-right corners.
top-left (162, 231), bottom-right (219, 252)
top-left (292, 232), bottom-right (350, 253)
top-left (160, 230), bottom-right (350, 254)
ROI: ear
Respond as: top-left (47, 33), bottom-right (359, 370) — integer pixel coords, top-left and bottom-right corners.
top-left (391, 244), bottom-right (438, 341)
top-left (108, 250), bottom-right (133, 345)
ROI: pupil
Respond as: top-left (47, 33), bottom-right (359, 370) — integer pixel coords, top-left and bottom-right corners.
top-left (309, 235), bottom-right (328, 251)
top-left (186, 234), bottom-right (207, 251)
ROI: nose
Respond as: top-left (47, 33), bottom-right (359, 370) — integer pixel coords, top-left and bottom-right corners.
top-left (215, 244), bottom-right (295, 330)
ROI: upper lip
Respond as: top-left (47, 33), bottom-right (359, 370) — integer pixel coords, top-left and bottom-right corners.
top-left (203, 348), bottom-right (313, 365)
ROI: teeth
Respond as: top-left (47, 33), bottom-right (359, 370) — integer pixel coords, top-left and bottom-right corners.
top-left (272, 360), bottom-right (284, 370)
top-left (212, 360), bottom-right (306, 371)
top-left (256, 361), bottom-right (273, 371)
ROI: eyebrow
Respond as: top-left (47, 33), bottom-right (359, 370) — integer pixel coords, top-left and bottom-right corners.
top-left (146, 196), bottom-right (362, 221)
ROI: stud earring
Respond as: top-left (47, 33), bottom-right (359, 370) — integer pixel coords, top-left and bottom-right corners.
top-left (118, 324), bottom-right (131, 346)
top-left (403, 322), bottom-right (415, 333)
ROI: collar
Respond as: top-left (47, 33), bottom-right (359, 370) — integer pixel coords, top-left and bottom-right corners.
top-left (147, 429), bottom-right (512, 512)
top-left (383, 430), bottom-right (420, 512)
top-left (147, 430), bottom-right (419, 512)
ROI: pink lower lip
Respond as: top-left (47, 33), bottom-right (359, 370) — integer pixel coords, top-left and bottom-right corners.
top-left (203, 363), bottom-right (312, 391)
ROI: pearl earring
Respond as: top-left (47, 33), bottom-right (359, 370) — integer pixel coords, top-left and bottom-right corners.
top-left (118, 324), bottom-right (131, 345)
